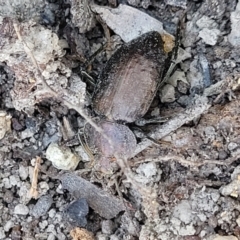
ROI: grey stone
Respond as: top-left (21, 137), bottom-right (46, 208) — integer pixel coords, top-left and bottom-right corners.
top-left (172, 200), bottom-right (193, 224)
top-left (64, 198), bottom-right (89, 227)
top-left (47, 233), bottom-right (56, 240)
top-left (0, 228), bottom-right (6, 240)
top-left (228, 1), bottom-right (240, 46)
top-left (46, 143), bottom-right (80, 170)
top-left (199, 28), bottom-right (221, 46)
top-left (165, 0), bottom-right (187, 8)
top-left (159, 84), bottom-right (176, 103)
top-left (228, 142), bottom-right (238, 151)
top-left (19, 165), bottom-right (29, 180)
top-left (96, 232), bottom-right (108, 240)
top-left (4, 220), bottom-right (14, 231)
top-left (136, 162), bottom-right (157, 178)
top-left (196, 15), bottom-right (218, 29)
top-left (102, 220), bottom-right (114, 234)
top-left (91, 4), bottom-right (172, 43)
top-left (32, 195), bottom-right (53, 218)
top-left (60, 173), bottom-right (125, 219)
top-left (9, 175), bottom-right (20, 187)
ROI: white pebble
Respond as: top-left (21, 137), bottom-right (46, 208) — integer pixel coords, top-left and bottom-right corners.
top-left (199, 28), bottom-right (221, 46)
top-left (0, 227), bottom-right (6, 240)
top-left (4, 220), bottom-right (14, 232)
top-left (14, 204), bottom-right (29, 215)
top-left (46, 143), bottom-right (80, 170)
top-left (19, 165), bottom-right (29, 180)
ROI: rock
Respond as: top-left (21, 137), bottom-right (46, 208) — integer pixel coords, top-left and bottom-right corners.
top-left (196, 15), bottom-right (218, 29)
top-left (173, 200), bottom-right (193, 225)
top-left (60, 173), bottom-right (125, 219)
top-left (101, 220), bottom-right (114, 234)
top-left (136, 162), bottom-right (157, 178)
top-left (0, 0), bottom-right (45, 21)
top-left (134, 162), bottom-right (159, 184)
top-left (165, 0), bottom-right (187, 8)
top-left (199, 0), bottom-right (226, 19)
top-left (46, 143), bottom-right (80, 170)
top-left (159, 84), bottom-right (176, 103)
top-left (21, 128), bottom-right (35, 139)
top-left (32, 195), bottom-right (53, 218)
top-left (75, 145), bottom-right (91, 162)
top-left (91, 4), bottom-right (173, 43)
top-left (199, 53), bottom-right (212, 88)
top-left (199, 28), bottom-right (221, 46)
top-left (0, 228), bottom-right (6, 240)
top-left (127, 0), bottom-right (151, 9)
top-left (70, 0), bottom-right (96, 33)
top-left (14, 204), bottom-right (29, 215)
top-left (236, 216), bottom-right (240, 227)
top-left (207, 234), bottom-right (238, 240)
top-left (228, 1), bottom-right (240, 46)
top-left (9, 175), bottom-right (20, 187)
top-left (220, 175), bottom-right (240, 198)
top-left (227, 142), bottom-right (238, 151)
top-left (64, 199), bottom-right (89, 227)
top-left (19, 165), bottom-right (29, 180)
top-left (70, 228), bottom-right (94, 240)
top-left (176, 47), bottom-right (191, 64)
top-left (42, 8), bottom-right (55, 25)
top-left (167, 70), bottom-right (188, 87)
top-left (4, 220), bottom-right (14, 232)
top-left (47, 233), bottom-right (56, 240)
top-left (0, 111), bottom-right (11, 140)
top-left (109, 235), bottom-right (119, 240)
top-left (96, 232), bottom-right (108, 240)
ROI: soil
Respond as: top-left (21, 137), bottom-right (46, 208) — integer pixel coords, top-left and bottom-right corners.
top-left (1, 0), bottom-right (240, 240)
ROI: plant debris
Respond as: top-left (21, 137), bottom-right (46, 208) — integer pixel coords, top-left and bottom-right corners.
top-left (60, 173), bottom-right (125, 219)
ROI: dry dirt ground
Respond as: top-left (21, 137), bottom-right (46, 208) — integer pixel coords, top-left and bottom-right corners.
top-left (1, 0), bottom-right (240, 240)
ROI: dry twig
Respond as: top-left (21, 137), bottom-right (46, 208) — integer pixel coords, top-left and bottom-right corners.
top-left (131, 154), bottom-right (239, 168)
top-left (29, 156), bottom-right (41, 199)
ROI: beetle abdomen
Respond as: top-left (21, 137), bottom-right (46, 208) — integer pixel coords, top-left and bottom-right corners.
top-left (93, 31), bottom-right (168, 122)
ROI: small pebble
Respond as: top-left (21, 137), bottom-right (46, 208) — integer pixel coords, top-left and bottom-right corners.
top-left (96, 232), bottom-right (108, 240)
top-left (39, 220), bottom-right (49, 230)
top-left (165, 0), bottom-right (187, 8)
top-left (14, 204), bottom-right (29, 215)
top-left (46, 143), bottom-right (80, 170)
top-left (228, 142), bottom-right (238, 151)
top-left (4, 220), bottom-right (14, 232)
top-left (101, 220), bottom-right (114, 235)
top-left (0, 228), bottom-right (6, 240)
top-left (199, 28), bottom-right (221, 46)
top-left (32, 195), bottom-right (53, 218)
top-left (19, 165), bottom-right (29, 180)
top-left (3, 190), bottom-right (14, 203)
top-left (47, 233), bottom-right (56, 240)
top-left (228, 1), bottom-right (240, 46)
top-left (110, 235), bottom-right (119, 240)
top-left (65, 198), bottom-right (89, 227)
top-left (136, 162), bottom-right (157, 178)
top-left (159, 84), bottom-right (176, 103)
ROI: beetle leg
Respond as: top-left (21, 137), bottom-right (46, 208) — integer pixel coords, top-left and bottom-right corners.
top-left (160, 17), bottom-right (183, 87)
top-left (135, 116), bottom-right (170, 126)
top-left (78, 129), bottom-right (95, 168)
top-left (80, 71), bottom-right (96, 86)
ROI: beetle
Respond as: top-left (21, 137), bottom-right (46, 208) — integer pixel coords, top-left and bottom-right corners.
top-left (84, 31), bottom-right (173, 172)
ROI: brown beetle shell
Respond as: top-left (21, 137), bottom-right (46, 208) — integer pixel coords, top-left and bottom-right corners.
top-left (93, 31), bottom-right (168, 123)
top-left (85, 120), bottom-right (137, 160)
